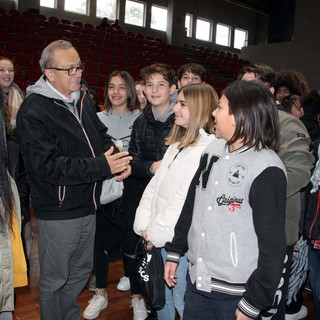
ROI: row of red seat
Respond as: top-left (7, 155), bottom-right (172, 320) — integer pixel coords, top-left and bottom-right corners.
top-left (0, 7), bottom-right (242, 101)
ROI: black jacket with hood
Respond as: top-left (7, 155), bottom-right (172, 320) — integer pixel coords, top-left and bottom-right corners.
top-left (16, 76), bottom-right (114, 220)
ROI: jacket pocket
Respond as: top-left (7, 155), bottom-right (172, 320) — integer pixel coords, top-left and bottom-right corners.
top-left (230, 232), bottom-right (238, 267)
top-left (58, 185), bottom-right (66, 207)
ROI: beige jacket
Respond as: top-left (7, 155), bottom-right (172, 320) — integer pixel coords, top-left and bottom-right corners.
top-left (277, 110), bottom-right (314, 245)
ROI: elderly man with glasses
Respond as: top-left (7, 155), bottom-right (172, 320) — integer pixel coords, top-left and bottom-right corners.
top-left (16, 40), bottom-right (132, 320)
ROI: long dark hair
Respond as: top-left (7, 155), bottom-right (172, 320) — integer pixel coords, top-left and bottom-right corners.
top-left (224, 80), bottom-right (280, 151)
top-left (0, 90), bottom-right (13, 233)
top-left (104, 70), bottom-right (139, 112)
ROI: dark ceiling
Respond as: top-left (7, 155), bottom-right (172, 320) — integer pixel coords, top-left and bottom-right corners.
top-left (225, 0), bottom-right (295, 16)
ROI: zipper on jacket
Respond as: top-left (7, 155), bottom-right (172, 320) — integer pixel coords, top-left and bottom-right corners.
top-left (54, 93), bottom-right (98, 210)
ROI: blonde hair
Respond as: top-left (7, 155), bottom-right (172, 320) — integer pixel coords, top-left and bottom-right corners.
top-left (166, 83), bottom-right (218, 149)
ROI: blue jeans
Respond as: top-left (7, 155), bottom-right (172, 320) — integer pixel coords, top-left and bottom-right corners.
top-left (308, 243), bottom-right (320, 320)
top-left (157, 248), bottom-right (188, 320)
top-left (0, 312), bottom-right (12, 320)
top-left (183, 273), bottom-right (241, 320)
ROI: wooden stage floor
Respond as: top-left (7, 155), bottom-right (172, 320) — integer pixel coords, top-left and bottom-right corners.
top-left (13, 216), bottom-right (314, 320)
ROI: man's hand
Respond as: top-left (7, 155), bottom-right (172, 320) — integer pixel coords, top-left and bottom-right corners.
top-left (164, 261), bottom-right (178, 288)
top-left (104, 146), bottom-right (132, 175)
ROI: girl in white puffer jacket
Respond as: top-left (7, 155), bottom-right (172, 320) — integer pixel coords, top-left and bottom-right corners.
top-left (134, 83), bottom-right (219, 320)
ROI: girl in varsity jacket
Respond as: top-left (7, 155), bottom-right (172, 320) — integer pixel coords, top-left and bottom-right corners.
top-left (164, 80), bottom-right (287, 320)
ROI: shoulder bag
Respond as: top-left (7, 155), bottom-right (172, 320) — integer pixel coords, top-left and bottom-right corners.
top-left (100, 177), bottom-right (123, 205)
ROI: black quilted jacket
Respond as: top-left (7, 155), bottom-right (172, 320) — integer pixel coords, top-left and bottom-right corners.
top-left (117, 105), bottom-right (175, 231)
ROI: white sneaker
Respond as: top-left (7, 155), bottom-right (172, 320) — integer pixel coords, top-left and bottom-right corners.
top-left (83, 290), bottom-right (108, 320)
top-left (131, 297), bottom-right (148, 320)
top-left (117, 276), bottom-right (131, 291)
top-left (285, 305), bottom-right (308, 320)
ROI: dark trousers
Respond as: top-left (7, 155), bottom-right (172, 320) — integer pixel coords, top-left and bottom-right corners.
top-left (308, 243), bottom-right (320, 320)
top-left (94, 203), bottom-right (141, 294)
top-left (183, 273), bottom-right (241, 320)
top-left (38, 214), bottom-right (95, 320)
top-left (286, 236), bottom-right (308, 314)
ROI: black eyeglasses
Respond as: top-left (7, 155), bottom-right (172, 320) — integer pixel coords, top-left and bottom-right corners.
top-left (46, 62), bottom-right (85, 76)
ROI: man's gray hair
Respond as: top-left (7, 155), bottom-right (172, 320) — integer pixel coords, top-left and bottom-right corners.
top-left (39, 40), bottom-right (74, 73)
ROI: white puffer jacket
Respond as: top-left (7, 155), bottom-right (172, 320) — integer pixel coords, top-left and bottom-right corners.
top-left (134, 129), bottom-right (217, 248)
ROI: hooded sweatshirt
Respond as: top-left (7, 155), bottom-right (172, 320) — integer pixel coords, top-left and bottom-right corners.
top-left (16, 76), bottom-right (114, 220)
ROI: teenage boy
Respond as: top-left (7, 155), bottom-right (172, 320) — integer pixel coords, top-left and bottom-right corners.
top-left (170, 63), bottom-right (207, 104)
top-left (115, 63), bottom-right (176, 320)
top-left (177, 63), bottom-right (207, 88)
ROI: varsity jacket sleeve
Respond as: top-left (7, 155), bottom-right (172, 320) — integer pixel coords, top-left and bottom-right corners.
top-left (16, 97), bottom-right (111, 186)
top-left (238, 167), bottom-right (287, 319)
top-left (165, 161), bottom-right (202, 262)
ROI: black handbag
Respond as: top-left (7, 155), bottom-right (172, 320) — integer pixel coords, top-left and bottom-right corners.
top-left (137, 241), bottom-right (165, 310)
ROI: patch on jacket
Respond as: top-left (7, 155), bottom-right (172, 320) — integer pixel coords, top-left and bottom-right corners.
top-left (197, 153), bottom-right (220, 189)
top-left (227, 163), bottom-right (247, 186)
top-left (216, 194), bottom-right (244, 212)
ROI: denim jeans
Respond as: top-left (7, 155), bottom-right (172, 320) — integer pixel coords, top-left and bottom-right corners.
top-left (183, 273), bottom-right (241, 320)
top-left (157, 248), bottom-right (188, 320)
top-left (308, 243), bottom-right (320, 320)
top-left (0, 312), bottom-right (12, 320)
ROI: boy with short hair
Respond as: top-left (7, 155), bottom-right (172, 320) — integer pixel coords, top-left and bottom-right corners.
top-left (138, 63), bottom-right (177, 174)
top-left (116, 63), bottom-right (176, 320)
top-left (177, 63), bottom-right (207, 88)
